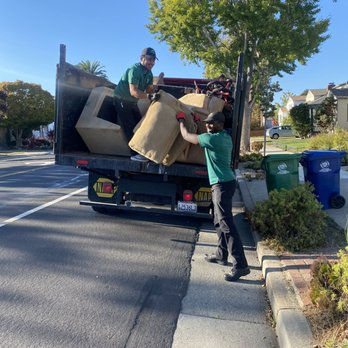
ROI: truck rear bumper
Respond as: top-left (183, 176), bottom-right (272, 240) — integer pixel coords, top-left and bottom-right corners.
top-left (80, 200), bottom-right (212, 219)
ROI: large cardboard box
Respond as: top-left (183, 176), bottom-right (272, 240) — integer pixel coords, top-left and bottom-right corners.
top-left (75, 86), bottom-right (131, 156)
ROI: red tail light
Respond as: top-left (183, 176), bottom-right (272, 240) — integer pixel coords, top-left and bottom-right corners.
top-left (183, 190), bottom-right (193, 201)
top-left (102, 182), bottom-right (113, 193)
top-left (76, 159), bottom-right (89, 166)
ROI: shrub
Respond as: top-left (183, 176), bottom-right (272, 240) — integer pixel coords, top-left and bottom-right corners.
top-left (239, 152), bottom-right (263, 162)
top-left (308, 128), bottom-right (348, 151)
top-left (249, 183), bottom-right (327, 251)
top-left (251, 141), bottom-right (263, 152)
top-left (308, 129), bottom-right (348, 165)
top-left (310, 248), bottom-right (348, 317)
top-left (308, 132), bottom-right (335, 150)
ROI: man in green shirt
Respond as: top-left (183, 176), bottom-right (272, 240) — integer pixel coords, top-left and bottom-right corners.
top-left (177, 111), bottom-right (250, 281)
top-left (114, 47), bottom-right (160, 162)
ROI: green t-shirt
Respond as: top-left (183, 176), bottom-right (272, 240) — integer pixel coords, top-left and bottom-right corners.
top-left (198, 131), bottom-right (235, 185)
top-left (114, 63), bottom-right (153, 103)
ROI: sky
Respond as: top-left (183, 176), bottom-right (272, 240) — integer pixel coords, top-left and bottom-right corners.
top-left (1, 0), bottom-right (347, 105)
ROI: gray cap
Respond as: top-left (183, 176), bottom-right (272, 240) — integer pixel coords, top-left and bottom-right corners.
top-left (203, 111), bottom-right (225, 124)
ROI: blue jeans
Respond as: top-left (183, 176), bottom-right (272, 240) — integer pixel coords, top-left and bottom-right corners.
top-left (212, 180), bottom-right (248, 269)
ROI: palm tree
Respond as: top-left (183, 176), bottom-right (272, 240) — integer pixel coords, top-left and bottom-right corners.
top-left (76, 60), bottom-right (108, 79)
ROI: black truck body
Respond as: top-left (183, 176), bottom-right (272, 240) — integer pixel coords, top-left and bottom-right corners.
top-left (54, 44), bottom-right (245, 218)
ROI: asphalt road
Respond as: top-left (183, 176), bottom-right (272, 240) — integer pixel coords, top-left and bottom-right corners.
top-left (0, 152), bottom-right (200, 347)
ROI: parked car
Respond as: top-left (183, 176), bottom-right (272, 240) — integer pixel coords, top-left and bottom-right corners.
top-left (266, 125), bottom-right (295, 139)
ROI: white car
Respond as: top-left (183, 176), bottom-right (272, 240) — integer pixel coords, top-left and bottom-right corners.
top-left (266, 125), bottom-right (295, 139)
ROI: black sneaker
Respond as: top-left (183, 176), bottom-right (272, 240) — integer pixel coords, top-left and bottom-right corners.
top-left (204, 254), bottom-right (227, 266)
top-left (224, 267), bottom-right (250, 282)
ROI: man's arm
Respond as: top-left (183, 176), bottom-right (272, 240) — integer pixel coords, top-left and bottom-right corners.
top-left (146, 85), bottom-right (154, 93)
top-left (179, 121), bottom-right (199, 145)
top-left (129, 83), bottom-right (147, 99)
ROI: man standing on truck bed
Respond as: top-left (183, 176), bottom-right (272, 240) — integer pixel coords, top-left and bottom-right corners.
top-left (176, 111), bottom-right (250, 282)
top-left (114, 47), bottom-right (160, 162)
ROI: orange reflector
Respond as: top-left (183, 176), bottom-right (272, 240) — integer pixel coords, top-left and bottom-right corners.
top-left (76, 159), bottom-right (89, 166)
top-left (183, 190), bottom-right (193, 201)
top-left (102, 182), bottom-right (113, 193)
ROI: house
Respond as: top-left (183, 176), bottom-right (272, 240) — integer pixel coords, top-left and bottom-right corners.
top-left (283, 82), bottom-right (348, 132)
top-left (305, 89), bottom-right (327, 103)
top-left (331, 88), bottom-right (348, 129)
top-left (286, 95), bottom-right (306, 111)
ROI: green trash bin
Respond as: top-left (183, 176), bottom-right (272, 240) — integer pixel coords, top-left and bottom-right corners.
top-left (261, 153), bottom-right (301, 193)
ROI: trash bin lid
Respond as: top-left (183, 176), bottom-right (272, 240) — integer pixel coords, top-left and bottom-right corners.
top-left (302, 150), bottom-right (346, 161)
top-left (262, 153), bottom-right (301, 162)
top-left (261, 153), bottom-right (301, 170)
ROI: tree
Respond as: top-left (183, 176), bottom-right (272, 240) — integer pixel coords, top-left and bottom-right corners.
top-left (257, 80), bottom-right (281, 119)
top-left (76, 60), bottom-right (108, 79)
top-left (147, 0), bottom-right (329, 151)
top-left (289, 103), bottom-right (311, 138)
top-left (0, 90), bottom-right (8, 118)
top-left (315, 95), bottom-right (337, 133)
top-left (0, 81), bottom-right (54, 147)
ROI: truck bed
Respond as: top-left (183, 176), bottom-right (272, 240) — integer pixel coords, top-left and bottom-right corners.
top-left (55, 151), bottom-right (208, 178)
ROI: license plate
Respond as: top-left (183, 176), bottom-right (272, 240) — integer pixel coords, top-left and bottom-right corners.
top-left (177, 201), bottom-right (197, 213)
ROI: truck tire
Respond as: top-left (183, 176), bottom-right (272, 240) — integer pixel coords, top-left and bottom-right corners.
top-left (92, 206), bottom-right (115, 215)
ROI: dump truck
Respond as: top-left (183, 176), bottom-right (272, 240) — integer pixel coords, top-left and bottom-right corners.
top-left (54, 44), bottom-right (245, 218)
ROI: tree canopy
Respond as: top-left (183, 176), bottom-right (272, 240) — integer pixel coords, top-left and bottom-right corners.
top-left (315, 95), bottom-right (337, 132)
top-left (289, 103), bottom-right (311, 138)
top-left (76, 60), bottom-right (108, 79)
top-left (147, 0), bottom-right (330, 150)
top-left (0, 81), bottom-right (54, 146)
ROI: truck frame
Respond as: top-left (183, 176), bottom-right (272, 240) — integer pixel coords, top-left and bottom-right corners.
top-left (54, 44), bottom-right (245, 218)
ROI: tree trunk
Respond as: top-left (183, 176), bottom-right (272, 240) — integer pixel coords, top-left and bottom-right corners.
top-left (15, 128), bottom-right (23, 147)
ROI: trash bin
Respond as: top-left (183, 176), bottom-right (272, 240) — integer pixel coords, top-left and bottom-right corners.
top-left (261, 153), bottom-right (301, 193)
top-left (300, 150), bottom-right (346, 209)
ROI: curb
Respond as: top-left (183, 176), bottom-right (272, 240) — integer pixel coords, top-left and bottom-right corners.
top-left (236, 169), bottom-right (313, 348)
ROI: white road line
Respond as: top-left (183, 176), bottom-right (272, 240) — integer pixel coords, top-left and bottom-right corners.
top-left (24, 161), bottom-right (55, 165)
top-left (0, 186), bottom-right (87, 228)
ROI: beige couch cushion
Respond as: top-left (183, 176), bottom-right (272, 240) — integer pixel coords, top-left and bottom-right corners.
top-left (179, 93), bottom-right (225, 114)
top-left (129, 90), bottom-right (197, 165)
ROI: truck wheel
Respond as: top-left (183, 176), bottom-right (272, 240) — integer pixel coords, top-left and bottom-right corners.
top-left (329, 194), bottom-right (345, 209)
top-left (92, 206), bottom-right (115, 215)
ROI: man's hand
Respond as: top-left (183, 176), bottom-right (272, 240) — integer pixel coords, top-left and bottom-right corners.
top-left (148, 93), bottom-right (160, 102)
top-left (176, 112), bottom-right (186, 122)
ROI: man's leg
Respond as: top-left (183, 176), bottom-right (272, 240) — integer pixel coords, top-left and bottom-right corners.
top-left (213, 181), bottom-right (248, 269)
top-left (114, 98), bottom-right (142, 156)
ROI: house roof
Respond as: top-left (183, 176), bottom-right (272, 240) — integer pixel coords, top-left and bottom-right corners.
top-left (308, 89), bottom-right (327, 96)
top-left (334, 82), bottom-right (348, 89)
top-left (332, 88), bottom-right (348, 98)
top-left (290, 96), bottom-right (306, 101)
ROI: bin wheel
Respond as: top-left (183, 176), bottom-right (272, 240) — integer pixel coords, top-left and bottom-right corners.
top-left (329, 194), bottom-right (345, 209)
